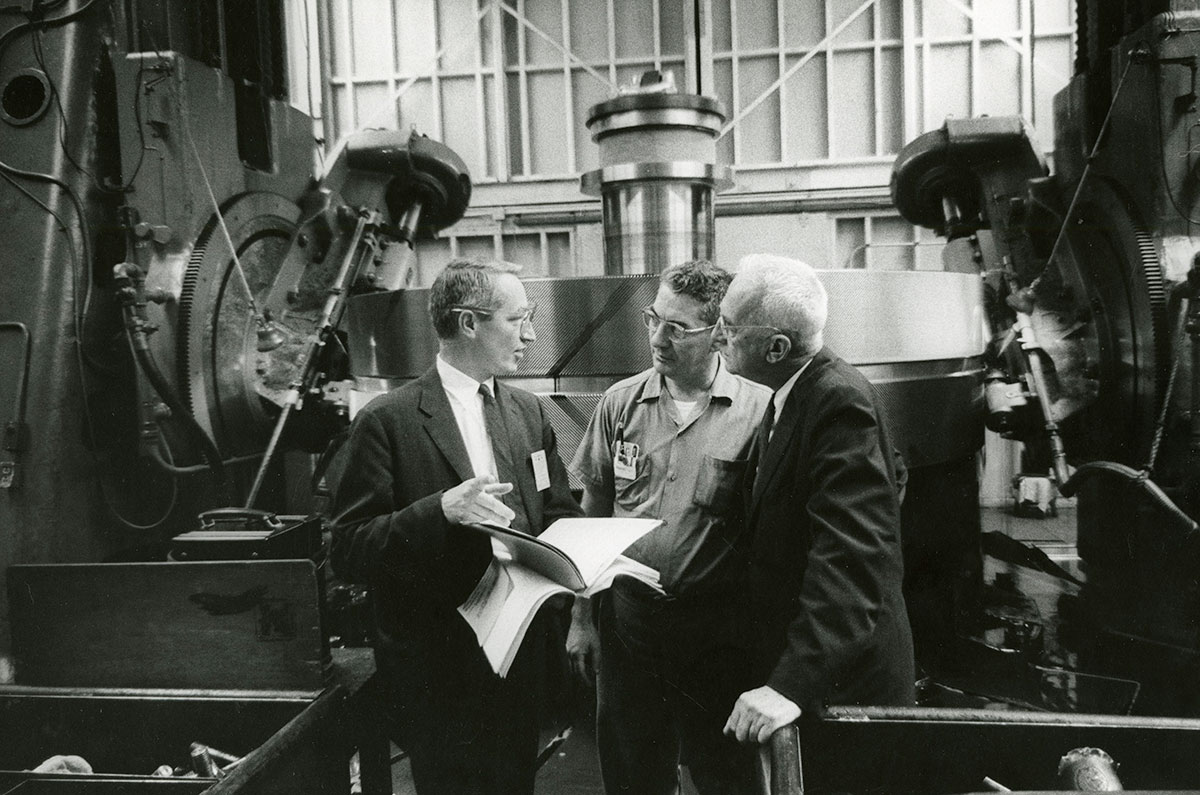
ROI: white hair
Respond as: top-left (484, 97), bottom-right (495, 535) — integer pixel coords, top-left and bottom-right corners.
top-left (733, 254), bottom-right (828, 355)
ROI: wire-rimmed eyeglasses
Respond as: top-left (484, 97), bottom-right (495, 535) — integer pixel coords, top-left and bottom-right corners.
top-left (641, 308), bottom-right (717, 341)
top-left (714, 316), bottom-right (787, 337)
top-left (450, 303), bottom-right (537, 325)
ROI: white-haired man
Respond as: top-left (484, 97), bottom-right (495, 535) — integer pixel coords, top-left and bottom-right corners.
top-left (715, 254), bottom-right (915, 745)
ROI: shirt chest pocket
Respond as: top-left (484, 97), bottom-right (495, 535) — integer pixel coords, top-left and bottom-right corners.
top-left (614, 457), bottom-right (652, 511)
top-left (693, 454), bottom-right (748, 515)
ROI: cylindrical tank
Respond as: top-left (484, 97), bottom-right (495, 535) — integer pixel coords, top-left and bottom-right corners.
top-left (580, 77), bottom-right (731, 275)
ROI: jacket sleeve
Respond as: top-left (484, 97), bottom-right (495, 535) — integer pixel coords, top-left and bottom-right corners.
top-left (765, 384), bottom-right (902, 711)
top-left (329, 406), bottom-right (465, 587)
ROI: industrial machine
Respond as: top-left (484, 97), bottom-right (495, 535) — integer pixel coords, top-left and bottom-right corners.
top-left (0, 0), bottom-right (467, 788)
top-left (892, 0), bottom-right (1200, 716)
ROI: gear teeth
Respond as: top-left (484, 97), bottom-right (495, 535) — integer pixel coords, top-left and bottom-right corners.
top-left (178, 239), bottom-right (210, 416)
top-left (1132, 226), bottom-right (1168, 388)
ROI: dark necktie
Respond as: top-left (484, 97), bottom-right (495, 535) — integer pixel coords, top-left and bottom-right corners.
top-left (479, 383), bottom-right (530, 535)
top-left (757, 394), bottom-right (776, 470)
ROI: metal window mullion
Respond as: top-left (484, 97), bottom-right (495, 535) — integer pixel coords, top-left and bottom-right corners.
top-left (539, 230), bottom-right (550, 274)
top-left (1020, 0), bottom-right (1033, 122)
top-left (873, 0), bottom-right (882, 155)
top-left (489, 0), bottom-right (512, 181)
top-left (562, 0), bottom-right (576, 174)
top-left (920, 4), bottom-right (931, 131)
top-left (607, 0), bottom-right (618, 85)
top-left (730, 0), bottom-right (741, 164)
top-left (824, 0), bottom-right (834, 159)
top-left (902, 0), bottom-right (918, 142)
top-left (429, 1), bottom-right (444, 143)
top-left (339, 0), bottom-right (356, 135)
top-left (969, 0), bottom-right (979, 117)
top-left (316, 0), bottom-right (335, 151)
top-left (494, 231), bottom-right (504, 260)
top-left (472, 1), bottom-right (489, 178)
top-left (777, 0), bottom-right (788, 163)
top-left (653, 0), bottom-right (662, 72)
top-left (386, 1), bottom-right (399, 129)
top-left (518, 0), bottom-right (532, 176)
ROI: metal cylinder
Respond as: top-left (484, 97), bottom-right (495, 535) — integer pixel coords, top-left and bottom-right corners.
top-left (581, 88), bottom-right (731, 274)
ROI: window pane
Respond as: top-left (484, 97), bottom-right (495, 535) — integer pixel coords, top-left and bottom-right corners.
top-left (784, 0), bottom-right (826, 49)
top-left (525, 0), bottom-right (565, 66)
top-left (737, 55), bottom-right (782, 164)
top-left (830, 50), bottom-right (873, 157)
top-left (737, 0), bottom-right (779, 51)
top-left (528, 72), bottom-right (569, 174)
top-left (395, 0), bottom-right (435, 74)
top-left (832, 0), bottom-right (874, 42)
top-left (784, 52), bottom-right (828, 160)
top-left (614, 3), bottom-right (655, 59)
top-left (836, 217), bottom-right (866, 269)
top-left (869, 216), bottom-right (915, 271)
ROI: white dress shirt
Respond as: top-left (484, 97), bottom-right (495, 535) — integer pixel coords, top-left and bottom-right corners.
top-left (436, 355), bottom-right (499, 480)
top-left (768, 357), bottom-right (813, 441)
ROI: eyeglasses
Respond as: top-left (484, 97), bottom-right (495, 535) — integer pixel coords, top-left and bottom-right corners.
top-left (451, 303), bottom-right (537, 325)
top-left (641, 308), bottom-right (716, 341)
top-left (714, 316), bottom-right (787, 337)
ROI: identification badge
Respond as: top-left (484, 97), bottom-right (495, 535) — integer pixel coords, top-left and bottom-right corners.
top-left (531, 449), bottom-right (551, 491)
top-left (613, 441), bottom-right (639, 480)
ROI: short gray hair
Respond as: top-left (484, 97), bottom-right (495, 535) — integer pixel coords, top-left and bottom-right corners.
top-left (733, 254), bottom-right (828, 356)
top-left (428, 258), bottom-right (522, 338)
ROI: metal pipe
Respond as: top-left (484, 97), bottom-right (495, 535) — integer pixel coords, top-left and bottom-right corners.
top-left (245, 210), bottom-right (370, 509)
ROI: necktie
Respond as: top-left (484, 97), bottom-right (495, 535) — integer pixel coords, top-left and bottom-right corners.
top-left (479, 383), bottom-right (530, 535)
top-left (757, 394), bottom-right (775, 470)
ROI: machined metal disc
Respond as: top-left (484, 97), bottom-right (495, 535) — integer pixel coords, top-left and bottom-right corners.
top-left (178, 193), bottom-right (301, 456)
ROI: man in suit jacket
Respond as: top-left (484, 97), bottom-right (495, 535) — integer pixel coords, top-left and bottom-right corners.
top-left (715, 254), bottom-right (915, 746)
top-left (331, 258), bottom-right (581, 793)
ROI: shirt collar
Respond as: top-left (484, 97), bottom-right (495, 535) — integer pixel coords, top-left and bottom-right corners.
top-left (437, 354), bottom-right (495, 397)
top-left (638, 357), bottom-right (732, 403)
top-left (772, 356), bottom-right (813, 423)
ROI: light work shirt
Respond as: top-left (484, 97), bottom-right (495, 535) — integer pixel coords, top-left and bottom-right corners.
top-left (571, 360), bottom-right (771, 595)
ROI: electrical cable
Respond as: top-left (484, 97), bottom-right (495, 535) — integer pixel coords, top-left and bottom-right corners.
top-left (0, 168), bottom-right (176, 531)
top-left (0, 0), bottom-right (108, 71)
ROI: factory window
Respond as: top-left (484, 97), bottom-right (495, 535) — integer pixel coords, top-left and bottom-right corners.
top-left (712, 0), bottom-right (1071, 169)
top-left (320, 0), bottom-right (1072, 189)
top-left (321, 0), bottom-right (685, 183)
top-left (832, 214), bottom-right (945, 271)
top-left (410, 229), bottom-right (576, 286)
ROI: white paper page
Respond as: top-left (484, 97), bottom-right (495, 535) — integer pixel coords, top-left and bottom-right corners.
top-left (481, 565), bottom-right (569, 676)
top-left (581, 554), bottom-right (663, 597)
top-left (537, 517), bottom-right (662, 585)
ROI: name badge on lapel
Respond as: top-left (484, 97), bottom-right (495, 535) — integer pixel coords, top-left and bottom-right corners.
top-left (531, 450), bottom-right (550, 491)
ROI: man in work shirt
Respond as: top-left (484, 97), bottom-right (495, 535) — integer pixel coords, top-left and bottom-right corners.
top-left (569, 260), bottom-right (771, 794)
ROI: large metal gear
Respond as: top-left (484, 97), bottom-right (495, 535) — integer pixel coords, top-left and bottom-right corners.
top-left (1052, 177), bottom-right (1169, 466)
top-left (178, 192), bottom-right (302, 457)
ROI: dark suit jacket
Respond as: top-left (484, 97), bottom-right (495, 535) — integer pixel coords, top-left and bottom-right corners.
top-left (746, 347), bottom-right (915, 714)
top-left (330, 366), bottom-right (581, 691)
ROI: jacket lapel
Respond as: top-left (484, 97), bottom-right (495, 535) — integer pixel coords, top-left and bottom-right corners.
top-left (749, 349), bottom-right (832, 513)
top-left (417, 368), bottom-right (475, 483)
top-left (496, 382), bottom-right (539, 529)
